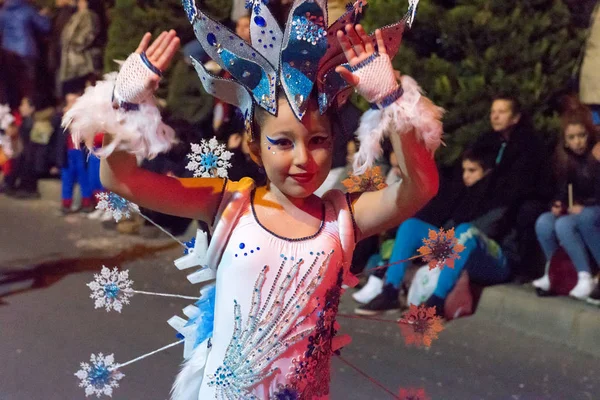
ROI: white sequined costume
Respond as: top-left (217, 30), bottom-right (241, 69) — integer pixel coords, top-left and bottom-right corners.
top-left (175, 178), bottom-right (356, 400)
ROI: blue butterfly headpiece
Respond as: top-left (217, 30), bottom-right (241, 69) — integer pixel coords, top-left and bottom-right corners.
top-left (182, 0), bottom-right (419, 123)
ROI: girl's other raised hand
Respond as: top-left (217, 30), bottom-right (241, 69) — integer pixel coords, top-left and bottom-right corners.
top-left (335, 24), bottom-right (387, 87)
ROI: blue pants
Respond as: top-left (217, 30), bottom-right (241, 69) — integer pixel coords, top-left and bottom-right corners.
top-left (386, 218), bottom-right (510, 299)
top-left (61, 149), bottom-right (91, 202)
top-left (87, 151), bottom-right (103, 194)
top-left (535, 207), bottom-right (600, 273)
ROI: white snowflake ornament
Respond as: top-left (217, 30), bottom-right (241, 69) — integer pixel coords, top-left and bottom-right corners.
top-left (75, 353), bottom-right (124, 397)
top-left (87, 266), bottom-right (134, 313)
top-left (186, 137), bottom-right (233, 178)
top-left (95, 192), bottom-right (139, 222)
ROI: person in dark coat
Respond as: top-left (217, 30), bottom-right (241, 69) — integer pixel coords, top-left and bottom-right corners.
top-left (472, 95), bottom-right (554, 281)
top-left (0, 0), bottom-right (51, 108)
top-left (47, 0), bottom-right (77, 97)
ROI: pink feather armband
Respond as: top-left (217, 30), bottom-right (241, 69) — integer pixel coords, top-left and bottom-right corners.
top-left (352, 75), bottom-right (444, 176)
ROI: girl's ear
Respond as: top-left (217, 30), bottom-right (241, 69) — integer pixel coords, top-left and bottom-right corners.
top-left (246, 131), bottom-right (262, 166)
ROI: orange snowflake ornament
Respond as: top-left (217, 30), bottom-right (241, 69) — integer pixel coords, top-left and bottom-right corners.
top-left (342, 166), bottom-right (388, 193)
top-left (398, 387), bottom-right (431, 400)
top-left (398, 304), bottom-right (444, 347)
top-left (417, 227), bottom-right (465, 270)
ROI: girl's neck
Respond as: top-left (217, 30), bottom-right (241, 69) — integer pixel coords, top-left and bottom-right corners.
top-left (262, 182), bottom-right (317, 211)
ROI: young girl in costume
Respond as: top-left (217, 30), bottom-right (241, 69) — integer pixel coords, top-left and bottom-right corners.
top-left (64, 1), bottom-right (442, 398)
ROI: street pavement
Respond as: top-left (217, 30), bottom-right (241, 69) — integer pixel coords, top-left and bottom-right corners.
top-left (0, 185), bottom-right (598, 400)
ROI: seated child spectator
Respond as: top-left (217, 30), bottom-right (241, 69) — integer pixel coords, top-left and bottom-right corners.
top-left (355, 145), bottom-right (514, 315)
top-left (533, 111), bottom-right (600, 299)
top-left (0, 121), bottom-right (23, 193)
top-left (56, 92), bottom-right (93, 214)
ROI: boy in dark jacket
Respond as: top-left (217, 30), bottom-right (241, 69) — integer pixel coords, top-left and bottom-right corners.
top-left (356, 145), bottom-right (514, 315)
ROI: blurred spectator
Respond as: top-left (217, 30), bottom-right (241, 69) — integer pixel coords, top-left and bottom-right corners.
top-left (355, 145), bottom-right (513, 316)
top-left (580, 3), bottom-right (600, 125)
top-left (58, 0), bottom-right (101, 96)
top-left (533, 109), bottom-right (600, 299)
top-left (55, 92), bottom-right (93, 213)
top-left (473, 96), bottom-right (553, 282)
top-left (0, 121), bottom-right (23, 194)
top-left (0, 0), bottom-right (51, 108)
top-left (10, 96), bottom-right (56, 198)
top-left (48, 0), bottom-right (77, 97)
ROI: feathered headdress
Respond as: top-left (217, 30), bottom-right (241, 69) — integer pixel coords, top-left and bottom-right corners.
top-left (184, 0), bottom-right (419, 124)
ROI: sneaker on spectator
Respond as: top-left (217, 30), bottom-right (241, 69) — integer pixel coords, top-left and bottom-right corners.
top-left (60, 206), bottom-right (72, 216)
top-left (87, 208), bottom-right (104, 220)
top-left (569, 271), bottom-right (594, 299)
top-left (352, 275), bottom-right (384, 304)
top-left (354, 284), bottom-right (400, 315)
top-left (532, 274), bottom-right (550, 291)
top-left (586, 284), bottom-right (600, 306)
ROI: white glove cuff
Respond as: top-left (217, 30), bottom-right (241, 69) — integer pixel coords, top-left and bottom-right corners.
top-left (347, 52), bottom-right (401, 107)
top-left (113, 52), bottom-right (162, 108)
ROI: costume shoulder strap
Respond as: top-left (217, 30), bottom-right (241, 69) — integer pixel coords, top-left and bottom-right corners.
top-left (205, 177), bottom-right (256, 270)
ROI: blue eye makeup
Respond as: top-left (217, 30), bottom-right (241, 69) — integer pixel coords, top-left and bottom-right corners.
top-left (266, 136), bottom-right (293, 149)
top-left (265, 136), bottom-right (280, 145)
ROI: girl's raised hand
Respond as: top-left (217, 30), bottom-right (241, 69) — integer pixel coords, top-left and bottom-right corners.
top-left (134, 30), bottom-right (181, 90)
top-left (335, 24), bottom-right (387, 87)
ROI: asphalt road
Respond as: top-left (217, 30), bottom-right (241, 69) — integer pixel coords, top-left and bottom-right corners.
top-left (0, 190), bottom-right (598, 400)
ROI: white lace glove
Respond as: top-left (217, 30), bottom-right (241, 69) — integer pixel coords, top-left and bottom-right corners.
top-left (62, 52), bottom-right (175, 159)
top-left (346, 52), bottom-right (404, 109)
top-left (113, 52), bottom-right (163, 109)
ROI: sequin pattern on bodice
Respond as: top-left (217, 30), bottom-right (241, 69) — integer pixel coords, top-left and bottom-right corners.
top-left (198, 194), bottom-right (345, 400)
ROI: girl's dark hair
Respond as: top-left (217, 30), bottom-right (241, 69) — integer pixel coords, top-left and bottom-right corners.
top-left (555, 105), bottom-right (599, 182)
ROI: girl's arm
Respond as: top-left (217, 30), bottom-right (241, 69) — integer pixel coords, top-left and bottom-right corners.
top-left (335, 25), bottom-right (439, 240)
top-left (97, 31), bottom-right (225, 222)
top-left (349, 128), bottom-right (438, 240)
top-left (100, 138), bottom-right (225, 222)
